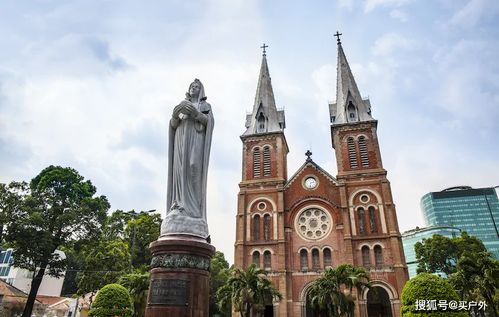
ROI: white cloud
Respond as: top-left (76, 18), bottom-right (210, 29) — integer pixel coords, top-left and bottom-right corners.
top-left (449, 0), bottom-right (499, 28)
top-left (390, 9), bottom-right (408, 21)
top-left (338, 0), bottom-right (355, 10)
top-left (372, 32), bottom-right (417, 56)
top-left (364, 0), bottom-right (412, 12)
top-left (1, 0), bottom-right (498, 266)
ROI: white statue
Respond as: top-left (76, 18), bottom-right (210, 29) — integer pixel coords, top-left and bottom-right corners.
top-left (161, 79), bottom-right (214, 239)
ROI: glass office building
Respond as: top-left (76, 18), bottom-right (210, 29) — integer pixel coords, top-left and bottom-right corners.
top-left (421, 186), bottom-right (499, 259)
top-left (402, 226), bottom-right (461, 278)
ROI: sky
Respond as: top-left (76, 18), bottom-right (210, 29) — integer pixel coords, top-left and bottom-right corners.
top-left (1, 0), bottom-right (498, 265)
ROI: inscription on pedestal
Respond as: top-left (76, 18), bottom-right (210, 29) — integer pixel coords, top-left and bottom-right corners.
top-left (149, 279), bottom-right (190, 306)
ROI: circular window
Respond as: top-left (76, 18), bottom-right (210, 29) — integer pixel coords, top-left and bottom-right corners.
top-left (295, 208), bottom-right (331, 241)
top-left (360, 194), bottom-right (369, 203)
top-left (257, 202), bottom-right (267, 211)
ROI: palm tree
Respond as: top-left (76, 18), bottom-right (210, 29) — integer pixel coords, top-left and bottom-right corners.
top-left (118, 272), bottom-right (150, 317)
top-left (216, 264), bottom-right (282, 317)
top-left (308, 264), bottom-right (370, 317)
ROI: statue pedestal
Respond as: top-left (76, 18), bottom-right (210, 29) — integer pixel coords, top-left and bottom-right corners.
top-left (145, 236), bottom-right (215, 317)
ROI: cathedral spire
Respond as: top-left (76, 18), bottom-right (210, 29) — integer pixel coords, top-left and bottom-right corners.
top-left (329, 35), bottom-right (374, 125)
top-left (244, 45), bottom-right (285, 135)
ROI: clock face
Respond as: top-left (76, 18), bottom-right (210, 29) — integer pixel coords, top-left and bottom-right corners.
top-left (304, 177), bottom-right (317, 189)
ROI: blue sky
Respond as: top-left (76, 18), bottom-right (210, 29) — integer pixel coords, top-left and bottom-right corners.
top-left (1, 0), bottom-right (498, 264)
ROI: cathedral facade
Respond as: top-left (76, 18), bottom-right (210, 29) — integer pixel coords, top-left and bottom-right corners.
top-left (234, 40), bottom-right (408, 317)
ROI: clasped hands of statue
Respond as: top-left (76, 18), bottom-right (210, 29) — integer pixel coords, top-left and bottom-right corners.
top-left (172, 100), bottom-right (202, 120)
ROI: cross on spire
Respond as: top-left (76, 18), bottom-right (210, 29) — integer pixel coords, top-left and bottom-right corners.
top-left (260, 43), bottom-right (268, 56)
top-left (305, 150), bottom-right (312, 162)
top-left (334, 31), bottom-right (342, 45)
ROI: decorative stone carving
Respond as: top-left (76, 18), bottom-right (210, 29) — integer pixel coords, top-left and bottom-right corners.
top-left (295, 208), bottom-right (331, 240)
top-left (151, 253), bottom-right (211, 271)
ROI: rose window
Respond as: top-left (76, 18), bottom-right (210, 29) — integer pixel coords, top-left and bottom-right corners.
top-left (296, 208), bottom-right (331, 240)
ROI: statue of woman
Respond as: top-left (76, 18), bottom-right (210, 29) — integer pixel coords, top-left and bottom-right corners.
top-left (161, 79), bottom-right (214, 239)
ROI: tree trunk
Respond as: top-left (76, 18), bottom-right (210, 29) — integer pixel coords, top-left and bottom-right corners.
top-left (244, 303), bottom-right (251, 317)
top-left (21, 264), bottom-right (47, 317)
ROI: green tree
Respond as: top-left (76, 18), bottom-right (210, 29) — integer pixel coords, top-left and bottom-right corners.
top-left (0, 182), bottom-right (24, 247)
top-left (60, 243), bottom-right (87, 296)
top-left (401, 273), bottom-right (467, 317)
top-left (3, 166), bottom-right (109, 317)
top-left (77, 239), bottom-right (131, 296)
top-left (414, 234), bottom-right (458, 275)
top-left (217, 264), bottom-right (282, 317)
top-left (119, 272), bottom-right (150, 317)
top-left (209, 251), bottom-right (230, 317)
top-left (414, 232), bottom-right (498, 316)
top-left (88, 283), bottom-right (133, 317)
top-left (415, 232), bottom-right (487, 276)
top-left (61, 210), bottom-right (132, 297)
top-left (450, 251), bottom-right (499, 317)
top-left (124, 212), bottom-right (161, 270)
top-left (308, 264), bottom-right (369, 317)
top-left (102, 209), bottom-right (135, 241)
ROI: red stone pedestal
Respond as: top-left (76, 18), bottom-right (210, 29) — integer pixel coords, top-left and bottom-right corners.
top-left (145, 237), bottom-right (215, 317)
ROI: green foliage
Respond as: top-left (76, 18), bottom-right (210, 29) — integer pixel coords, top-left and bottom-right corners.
top-left (210, 251), bottom-right (231, 316)
top-left (401, 273), bottom-right (467, 317)
top-left (124, 212), bottom-right (161, 270)
top-left (0, 182), bottom-right (24, 246)
top-left (102, 210), bottom-right (135, 241)
top-left (119, 272), bottom-right (150, 317)
top-left (415, 232), bottom-right (487, 276)
top-left (450, 251), bottom-right (499, 316)
top-left (2, 166), bottom-right (110, 317)
top-left (77, 239), bottom-right (131, 295)
top-left (308, 264), bottom-right (369, 317)
top-left (414, 232), bottom-right (498, 316)
top-left (89, 284), bottom-right (133, 317)
top-left (217, 264), bottom-right (282, 317)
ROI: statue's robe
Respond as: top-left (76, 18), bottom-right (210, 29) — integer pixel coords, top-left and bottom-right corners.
top-left (161, 100), bottom-right (214, 239)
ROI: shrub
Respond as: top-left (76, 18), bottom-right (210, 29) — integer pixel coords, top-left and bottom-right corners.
top-left (401, 273), bottom-right (467, 317)
top-left (89, 283), bottom-right (134, 317)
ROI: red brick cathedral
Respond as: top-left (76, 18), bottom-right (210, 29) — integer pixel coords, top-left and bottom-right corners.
top-left (234, 40), bottom-right (408, 317)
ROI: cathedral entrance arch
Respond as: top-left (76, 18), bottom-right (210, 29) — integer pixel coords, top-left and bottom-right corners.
top-left (366, 286), bottom-right (393, 317)
top-left (300, 283), bottom-right (329, 317)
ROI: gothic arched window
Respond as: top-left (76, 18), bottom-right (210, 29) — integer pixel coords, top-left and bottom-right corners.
top-left (263, 146), bottom-right (271, 176)
top-left (323, 248), bottom-right (332, 268)
top-left (368, 206), bottom-right (378, 233)
top-left (252, 251), bottom-right (260, 267)
top-left (253, 148), bottom-right (261, 178)
top-left (257, 110), bottom-right (266, 133)
top-left (253, 215), bottom-right (260, 240)
top-left (312, 249), bottom-right (320, 270)
top-left (374, 245), bottom-right (383, 266)
top-left (263, 251), bottom-right (271, 270)
top-left (347, 137), bottom-right (358, 168)
top-left (362, 246), bottom-right (371, 267)
top-left (300, 249), bottom-right (308, 271)
top-left (358, 136), bottom-right (369, 167)
top-left (347, 101), bottom-right (357, 121)
top-left (358, 207), bottom-right (366, 234)
top-left (263, 214), bottom-right (271, 241)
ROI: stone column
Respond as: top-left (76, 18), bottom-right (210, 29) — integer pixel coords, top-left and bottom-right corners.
top-left (145, 236), bottom-right (215, 317)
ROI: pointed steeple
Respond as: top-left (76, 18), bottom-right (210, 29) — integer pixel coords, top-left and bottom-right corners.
top-left (244, 45), bottom-right (285, 135)
top-left (329, 35), bottom-right (374, 125)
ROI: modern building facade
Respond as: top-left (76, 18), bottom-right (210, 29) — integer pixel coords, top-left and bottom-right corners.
top-left (401, 226), bottom-right (461, 278)
top-left (233, 39), bottom-right (408, 317)
top-left (421, 186), bottom-right (499, 259)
